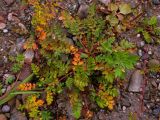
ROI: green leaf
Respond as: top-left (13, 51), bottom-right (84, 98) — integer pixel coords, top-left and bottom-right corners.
top-left (108, 3), bottom-right (118, 11)
top-left (119, 3), bottom-right (132, 15)
top-left (142, 31), bottom-right (151, 43)
top-left (148, 16), bottom-right (157, 26)
top-left (106, 15), bottom-right (119, 26)
top-left (114, 68), bottom-right (123, 78)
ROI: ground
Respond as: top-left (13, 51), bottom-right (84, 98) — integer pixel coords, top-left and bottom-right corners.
top-left (0, 0), bottom-right (160, 120)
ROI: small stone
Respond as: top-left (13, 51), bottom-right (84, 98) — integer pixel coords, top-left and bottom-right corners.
top-left (99, 0), bottom-right (111, 5)
top-left (0, 114), bottom-right (7, 120)
top-left (140, 41), bottom-right (145, 47)
top-left (3, 29), bottom-right (8, 33)
top-left (137, 34), bottom-right (141, 38)
top-left (77, 4), bottom-right (89, 19)
top-left (4, 0), bottom-right (15, 6)
top-left (128, 70), bottom-right (143, 92)
top-left (138, 49), bottom-right (143, 56)
top-left (122, 106), bottom-right (126, 111)
top-left (148, 50), bottom-right (152, 55)
top-left (2, 105), bottom-right (10, 113)
top-left (0, 23), bottom-right (6, 30)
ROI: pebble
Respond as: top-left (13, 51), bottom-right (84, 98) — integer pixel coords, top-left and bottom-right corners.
top-left (0, 114), bottom-right (7, 120)
top-left (140, 41), bottom-right (145, 47)
top-left (0, 23), bottom-right (6, 30)
top-left (78, 4), bottom-right (89, 19)
top-left (128, 70), bottom-right (143, 92)
top-left (1, 105), bottom-right (10, 113)
top-left (99, 0), bottom-right (111, 5)
top-left (122, 106), bottom-right (126, 111)
top-left (138, 49), bottom-right (143, 56)
top-left (4, 0), bottom-right (15, 6)
top-left (137, 34), bottom-right (141, 38)
top-left (3, 29), bottom-right (8, 33)
top-left (148, 50), bottom-right (152, 55)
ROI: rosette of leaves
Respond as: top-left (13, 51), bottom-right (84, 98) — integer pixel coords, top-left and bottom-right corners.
top-left (26, 2), bottom-right (138, 119)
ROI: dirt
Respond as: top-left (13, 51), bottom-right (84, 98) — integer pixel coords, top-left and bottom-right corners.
top-left (0, 0), bottom-right (160, 120)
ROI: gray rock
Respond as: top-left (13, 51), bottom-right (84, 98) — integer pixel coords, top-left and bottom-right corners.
top-left (4, 0), bottom-right (15, 6)
top-left (138, 49), bottom-right (143, 57)
top-left (0, 114), bottom-right (7, 120)
top-left (140, 41), bottom-right (145, 47)
top-left (122, 106), bottom-right (126, 111)
top-left (77, 4), bottom-right (89, 19)
top-left (99, 0), bottom-right (111, 5)
top-left (128, 70), bottom-right (143, 92)
top-left (10, 109), bottom-right (27, 120)
top-left (0, 23), bottom-right (6, 30)
top-left (1, 105), bottom-right (10, 113)
top-left (3, 29), bottom-right (8, 33)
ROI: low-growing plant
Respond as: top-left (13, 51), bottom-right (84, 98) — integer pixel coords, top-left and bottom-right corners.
top-left (137, 16), bottom-right (160, 43)
top-left (10, 54), bottom-right (24, 73)
top-left (16, 1), bottom-right (139, 119)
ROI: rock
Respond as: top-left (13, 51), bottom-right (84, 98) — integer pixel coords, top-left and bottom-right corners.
top-left (7, 13), bottom-right (20, 23)
top-left (3, 29), bottom-right (8, 33)
top-left (10, 109), bottom-right (27, 120)
top-left (99, 0), bottom-right (111, 5)
top-left (1, 105), bottom-right (10, 113)
top-left (77, 4), bottom-right (89, 19)
top-left (148, 50), bottom-right (152, 55)
top-left (128, 70), bottom-right (143, 92)
top-left (138, 49), bottom-right (143, 57)
top-left (148, 59), bottom-right (160, 68)
top-left (0, 114), bottom-right (7, 120)
top-left (122, 106), bottom-right (126, 111)
top-left (140, 41), bottom-right (145, 47)
top-left (137, 34), bottom-right (141, 38)
top-left (4, 0), bottom-right (15, 6)
top-left (24, 49), bottom-right (34, 63)
top-left (0, 23), bottom-right (6, 29)
top-left (152, 0), bottom-right (160, 5)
